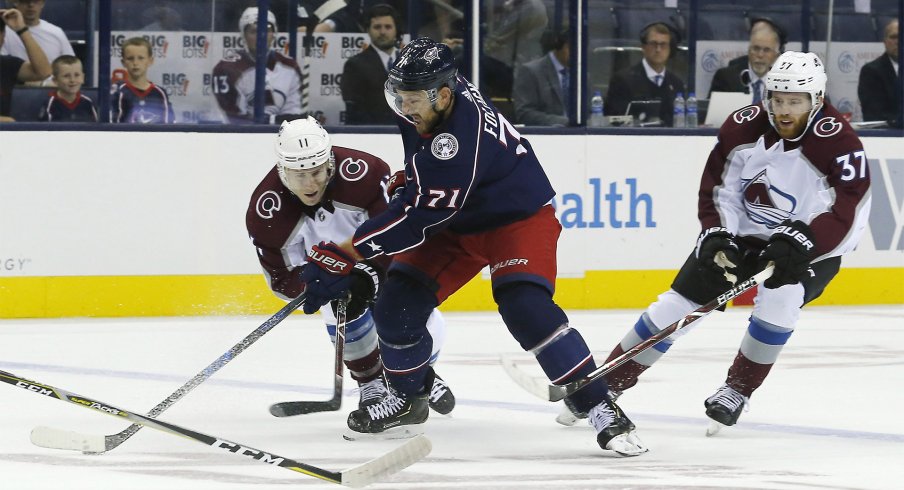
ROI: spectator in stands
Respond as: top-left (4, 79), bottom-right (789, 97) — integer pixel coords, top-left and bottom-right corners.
top-left (0, 7), bottom-right (51, 121)
top-left (0, 0), bottom-right (73, 86)
top-left (340, 3), bottom-right (400, 125)
top-left (38, 54), bottom-right (96, 121)
top-left (605, 22), bottom-right (686, 127)
top-left (708, 18), bottom-right (786, 103)
top-left (111, 37), bottom-right (174, 123)
top-left (212, 7), bottom-right (304, 124)
top-left (512, 28), bottom-right (570, 126)
top-left (858, 19), bottom-right (901, 128)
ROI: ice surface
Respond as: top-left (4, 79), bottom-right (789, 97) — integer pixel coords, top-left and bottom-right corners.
top-left (1, 306), bottom-right (902, 489)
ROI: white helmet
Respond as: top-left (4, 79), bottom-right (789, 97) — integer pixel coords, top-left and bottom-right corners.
top-left (764, 51), bottom-right (827, 140)
top-left (239, 7), bottom-right (277, 33)
top-left (275, 116), bottom-right (334, 186)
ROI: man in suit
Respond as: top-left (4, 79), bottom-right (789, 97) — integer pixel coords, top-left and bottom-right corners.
top-left (340, 4), bottom-right (400, 125)
top-left (512, 28), bottom-right (569, 126)
top-left (858, 19), bottom-right (901, 127)
top-left (605, 22), bottom-right (686, 127)
top-left (708, 18), bottom-right (785, 103)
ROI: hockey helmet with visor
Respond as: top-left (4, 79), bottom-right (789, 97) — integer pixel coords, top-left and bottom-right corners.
top-left (384, 37), bottom-right (458, 118)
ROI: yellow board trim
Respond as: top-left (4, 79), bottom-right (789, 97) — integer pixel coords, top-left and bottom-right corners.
top-left (1, 268), bottom-right (901, 318)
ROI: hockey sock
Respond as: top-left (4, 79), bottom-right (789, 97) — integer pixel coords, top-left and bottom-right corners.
top-left (726, 316), bottom-right (794, 396)
top-left (372, 272), bottom-right (437, 396)
top-left (326, 310), bottom-right (382, 381)
top-left (603, 313), bottom-right (673, 391)
top-left (345, 348), bottom-right (382, 383)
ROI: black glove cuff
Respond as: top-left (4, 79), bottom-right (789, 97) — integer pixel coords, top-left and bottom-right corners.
top-left (695, 226), bottom-right (737, 258)
top-left (770, 220), bottom-right (816, 258)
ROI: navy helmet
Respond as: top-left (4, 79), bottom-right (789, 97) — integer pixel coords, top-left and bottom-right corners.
top-left (388, 37), bottom-right (458, 92)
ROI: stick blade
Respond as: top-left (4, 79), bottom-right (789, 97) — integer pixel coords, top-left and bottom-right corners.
top-left (500, 355), bottom-right (556, 401)
top-left (30, 426), bottom-right (106, 453)
top-left (269, 399), bottom-right (342, 417)
top-left (340, 434), bottom-right (431, 488)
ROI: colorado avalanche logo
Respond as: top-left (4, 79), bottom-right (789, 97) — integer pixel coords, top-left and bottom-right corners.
top-left (813, 117), bottom-right (843, 138)
top-left (431, 133), bottom-right (458, 160)
top-left (339, 157), bottom-right (368, 181)
top-left (733, 105), bottom-right (761, 124)
top-left (742, 169), bottom-right (797, 227)
top-left (256, 190), bottom-right (281, 219)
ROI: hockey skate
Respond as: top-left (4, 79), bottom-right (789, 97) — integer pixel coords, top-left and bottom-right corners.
top-left (588, 398), bottom-right (647, 456)
top-left (428, 373), bottom-right (455, 415)
top-left (704, 383), bottom-right (749, 436)
top-left (556, 390), bottom-right (621, 427)
top-left (357, 375), bottom-right (389, 409)
top-left (345, 387), bottom-right (429, 441)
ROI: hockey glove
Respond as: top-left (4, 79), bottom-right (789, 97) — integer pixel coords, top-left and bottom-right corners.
top-left (758, 220), bottom-right (816, 289)
top-left (330, 261), bottom-right (383, 320)
top-left (695, 226), bottom-right (740, 288)
top-left (386, 170), bottom-right (406, 202)
top-left (300, 242), bottom-right (357, 314)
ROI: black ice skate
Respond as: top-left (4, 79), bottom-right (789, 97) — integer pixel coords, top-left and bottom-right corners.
top-left (704, 383), bottom-right (749, 436)
top-left (428, 373), bottom-right (455, 415)
top-left (345, 387), bottom-right (428, 440)
top-left (588, 398), bottom-right (647, 456)
top-left (357, 375), bottom-right (389, 410)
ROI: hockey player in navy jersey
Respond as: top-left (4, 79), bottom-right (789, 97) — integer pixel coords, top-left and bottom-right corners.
top-left (298, 38), bottom-right (647, 455)
top-left (245, 116), bottom-right (455, 418)
top-left (580, 52), bottom-right (871, 435)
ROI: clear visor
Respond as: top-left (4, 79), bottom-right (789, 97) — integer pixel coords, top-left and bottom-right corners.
top-left (766, 92), bottom-right (813, 115)
top-left (384, 79), bottom-right (435, 118)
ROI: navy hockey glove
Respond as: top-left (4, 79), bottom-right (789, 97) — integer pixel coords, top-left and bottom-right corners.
top-left (386, 170), bottom-right (406, 202)
top-left (300, 242), bottom-right (357, 314)
top-left (695, 226), bottom-right (740, 287)
top-left (758, 220), bottom-right (816, 289)
top-left (329, 261), bottom-right (383, 320)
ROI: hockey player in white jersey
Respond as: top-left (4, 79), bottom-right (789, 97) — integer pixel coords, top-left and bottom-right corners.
top-left (562, 52), bottom-right (872, 435)
top-left (245, 117), bottom-right (455, 420)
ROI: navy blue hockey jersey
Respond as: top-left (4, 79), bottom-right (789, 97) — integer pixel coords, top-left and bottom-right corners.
top-left (352, 75), bottom-right (555, 259)
top-left (111, 81), bottom-right (175, 124)
top-left (39, 91), bottom-right (98, 122)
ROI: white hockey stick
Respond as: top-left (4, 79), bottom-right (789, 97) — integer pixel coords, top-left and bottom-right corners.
top-left (30, 292), bottom-right (306, 453)
top-left (1, 368), bottom-right (430, 488)
top-left (503, 266), bottom-right (774, 402)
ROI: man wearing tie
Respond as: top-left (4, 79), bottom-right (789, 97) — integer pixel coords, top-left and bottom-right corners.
top-left (512, 28), bottom-right (571, 126)
top-left (858, 19), bottom-right (901, 127)
top-left (605, 22), bottom-right (686, 127)
top-left (340, 4), bottom-right (401, 125)
top-left (709, 18), bottom-right (785, 104)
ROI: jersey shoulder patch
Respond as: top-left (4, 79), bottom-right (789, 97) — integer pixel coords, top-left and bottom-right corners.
top-left (330, 147), bottom-right (391, 208)
top-left (717, 104), bottom-right (770, 149)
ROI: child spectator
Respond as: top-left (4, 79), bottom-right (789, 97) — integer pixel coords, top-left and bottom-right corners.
top-left (111, 36), bottom-right (174, 123)
top-left (39, 54), bottom-right (97, 121)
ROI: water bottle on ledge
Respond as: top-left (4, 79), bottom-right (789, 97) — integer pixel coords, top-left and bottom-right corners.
top-left (673, 91), bottom-right (686, 128)
top-left (590, 90), bottom-right (605, 127)
top-left (686, 92), bottom-right (698, 128)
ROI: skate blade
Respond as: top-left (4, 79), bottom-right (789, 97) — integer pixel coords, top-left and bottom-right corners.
top-left (606, 432), bottom-right (649, 456)
top-left (705, 420), bottom-right (725, 437)
top-left (342, 424), bottom-right (425, 441)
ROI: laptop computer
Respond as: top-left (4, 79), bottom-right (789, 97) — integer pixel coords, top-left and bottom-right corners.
top-left (705, 92), bottom-right (754, 127)
top-left (625, 100), bottom-right (662, 127)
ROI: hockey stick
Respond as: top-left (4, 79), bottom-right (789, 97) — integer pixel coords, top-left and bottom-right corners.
top-left (1, 369), bottom-right (430, 488)
top-left (29, 292), bottom-right (307, 454)
top-left (270, 297), bottom-right (348, 416)
top-left (503, 265), bottom-right (774, 402)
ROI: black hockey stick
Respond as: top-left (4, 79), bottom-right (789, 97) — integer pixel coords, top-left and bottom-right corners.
top-left (1, 369), bottom-right (430, 488)
top-left (503, 265), bottom-right (774, 402)
top-left (270, 297), bottom-right (348, 416)
top-left (29, 292), bottom-right (307, 454)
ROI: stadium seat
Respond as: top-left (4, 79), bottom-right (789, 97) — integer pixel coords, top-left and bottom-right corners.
top-left (8, 87), bottom-right (99, 122)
